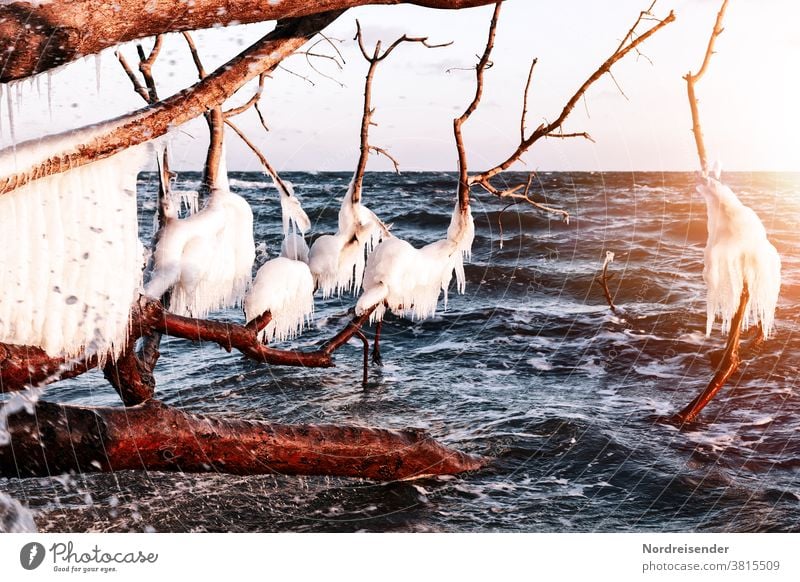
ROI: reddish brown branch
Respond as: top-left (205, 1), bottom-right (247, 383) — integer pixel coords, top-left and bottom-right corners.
top-left (0, 299), bottom-right (384, 396)
top-left (147, 302), bottom-right (334, 368)
top-left (0, 399), bottom-right (486, 480)
top-left (0, 345), bottom-right (98, 395)
top-left (103, 347), bottom-right (155, 407)
top-left (321, 307), bottom-right (376, 355)
top-left (670, 283), bottom-right (748, 424)
top-left (684, 0), bottom-right (729, 174)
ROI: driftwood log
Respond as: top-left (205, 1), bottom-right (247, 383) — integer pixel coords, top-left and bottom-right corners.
top-left (0, 400), bottom-right (485, 479)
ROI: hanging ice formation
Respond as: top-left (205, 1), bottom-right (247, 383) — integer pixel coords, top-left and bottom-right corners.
top-left (278, 180), bottom-right (311, 236)
top-left (308, 180), bottom-right (389, 298)
top-left (243, 178), bottom-right (314, 344)
top-left (0, 128), bottom-right (149, 361)
top-left (698, 176), bottom-right (781, 338)
top-left (356, 200), bottom-right (475, 323)
top-left (145, 147), bottom-right (255, 317)
top-left (244, 236), bottom-right (315, 344)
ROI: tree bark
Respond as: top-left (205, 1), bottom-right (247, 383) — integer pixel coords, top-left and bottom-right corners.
top-left (0, 399), bottom-right (485, 480)
top-left (0, 0), bottom-right (497, 83)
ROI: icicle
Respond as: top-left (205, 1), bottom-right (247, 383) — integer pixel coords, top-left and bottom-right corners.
top-left (0, 134), bottom-right (148, 361)
top-left (176, 190), bottom-right (200, 216)
top-left (308, 180), bottom-right (388, 298)
top-left (6, 85), bottom-right (15, 145)
top-left (278, 181), bottom-right (311, 235)
top-left (94, 53), bottom-right (103, 95)
top-left (146, 143), bottom-right (255, 317)
top-left (47, 72), bottom-right (54, 123)
top-left (281, 233), bottom-right (309, 263)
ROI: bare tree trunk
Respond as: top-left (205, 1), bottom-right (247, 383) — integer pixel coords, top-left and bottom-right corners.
top-left (201, 108), bottom-right (226, 194)
top-left (0, 400), bottom-right (485, 480)
top-left (0, 0), bottom-right (497, 83)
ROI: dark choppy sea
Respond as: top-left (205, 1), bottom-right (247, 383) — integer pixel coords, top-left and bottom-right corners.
top-left (2, 171), bottom-right (799, 532)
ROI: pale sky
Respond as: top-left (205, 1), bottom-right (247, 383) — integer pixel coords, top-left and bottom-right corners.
top-left (1, 0), bottom-right (799, 172)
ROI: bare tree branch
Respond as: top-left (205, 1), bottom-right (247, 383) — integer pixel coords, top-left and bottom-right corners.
top-left (669, 285), bottom-right (754, 425)
top-left (684, 0), bottom-right (729, 174)
top-left (224, 73), bottom-right (268, 118)
top-left (1, 399), bottom-right (486, 480)
top-left (482, 173), bottom-right (570, 223)
top-left (469, 5), bottom-right (675, 189)
top-left (369, 146), bottom-right (401, 174)
top-left (351, 20), bottom-right (450, 202)
top-left (115, 51), bottom-right (150, 103)
top-left (454, 1), bottom-right (502, 212)
top-left (520, 58), bottom-right (537, 143)
top-left (598, 251), bottom-right (618, 313)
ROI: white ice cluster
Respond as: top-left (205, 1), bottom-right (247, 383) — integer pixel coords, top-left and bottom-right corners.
top-left (356, 200), bottom-right (474, 323)
top-left (699, 177), bottom-right (781, 338)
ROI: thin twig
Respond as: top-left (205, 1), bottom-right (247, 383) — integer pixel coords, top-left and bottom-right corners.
top-left (520, 58), bottom-right (537, 143)
top-left (115, 51), bottom-right (149, 102)
top-left (224, 73), bottom-right (267, 117)
top-left (599, 251), bottom-right (618, 313)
